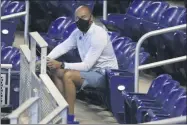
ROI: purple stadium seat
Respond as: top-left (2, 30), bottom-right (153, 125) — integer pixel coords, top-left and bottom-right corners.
top-left (61, 22), bottom-right (77, 41)
top-left (39, 16), bottom-right (73, 49)
top-left (133, 2), bottom-right (169, 40)
top-left (1, 42), bottom-right (6, 49)
top-left (10, 53), bottom-right (20, 71)
top-left (1, 46), bottom-right (19, 64)
top-left (129, 79), bottom-right (179, 123)
top-left (1, 1), bottom-right (25, 46)
top-left (1, 0), bottom-right (11, 15)
top-left (100, 0), bottom-right (152, 36)
top-left (138, 87), bottom-right (186, 123)
top-left (144, 95), bottom-right (186, 122)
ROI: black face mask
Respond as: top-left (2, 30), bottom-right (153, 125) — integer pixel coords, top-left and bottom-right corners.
top-left (76, 17), bottom-right (91, 33)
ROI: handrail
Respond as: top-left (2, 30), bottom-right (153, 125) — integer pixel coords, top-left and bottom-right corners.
top-left (39, 107), bottom-right (67, 124)
top-left (142, 116), bottom-right (187, 124)
top-left (8, 97), bottom-right (40, 124)
top-left (1, 64), bottom-right (13, 69)
top-left (20, 45), bottom-right (31, 62)
top-left (30, 32), bottom-right (48, 48)
top-left (134, 24), bottom-right (187, 92)
top-left (1, 12), bottom-right (26, 21)
top-left (30, 32), bottom-right (48, 74)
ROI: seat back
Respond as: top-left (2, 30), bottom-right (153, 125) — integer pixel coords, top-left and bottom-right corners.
top-left (163, 87), bottom-right (186, 111)
top-left (158, 7), bottom-right (186, 27)
top-left (171, 95), bottom-right (187, 117)
top-left (1, 46), bottom-right (19, 63)
top-left (10, 52), bottom-right (21, 70)
top-left (127, 52), bottom-right (150, 73)
top-left (142, 2), bottom-right (169, 23)
top-left (126, 0), bottom-right (152, 17)
top-left (155, 79), bottom-right (179, 103)
top-left (1, 0), bottom-right (11, 15)
top-left (107, 31), bottom-right (120, 41)
top-left (62, 22), bottom-right (77, 41)
top-left (47, 16), bottom-right (73, 39)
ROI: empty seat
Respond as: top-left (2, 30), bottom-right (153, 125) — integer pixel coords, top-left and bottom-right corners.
top-left (1, 1), bottom-right (25, 46)
top-left (138, 87), bottom-right (186, 123)
top-left (1, 0), bottom-right (11, 15)
top-left (144, 95), bottom-right (186, 122)
top-left (1, 46), bottom-right (19, 64)
top-left (40, 16), bottom-right (73, 49)
top-left (130, 79), bottom-right (180, 123)
top-left (133, 2), bottom-right (169, 40)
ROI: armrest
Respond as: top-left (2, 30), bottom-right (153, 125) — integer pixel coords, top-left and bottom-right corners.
top-left (106, 69), bottom-right (134, 76)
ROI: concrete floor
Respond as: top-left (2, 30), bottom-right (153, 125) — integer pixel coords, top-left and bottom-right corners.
top-left (13, 20), bottom-right (154, 124)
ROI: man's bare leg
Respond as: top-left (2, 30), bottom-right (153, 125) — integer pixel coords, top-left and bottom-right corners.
top-left (50, 69), bottom-right (67, 96)
top-left (63, 70), bottom-right (84, 115)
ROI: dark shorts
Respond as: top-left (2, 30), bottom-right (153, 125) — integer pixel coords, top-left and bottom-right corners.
top-left (79, 71), bottom-right (106, 91)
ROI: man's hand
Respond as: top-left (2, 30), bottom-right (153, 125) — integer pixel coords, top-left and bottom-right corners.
top-left (36, 60), bottom-right (41, 72)
top-left (47, 58), bottom-right (63, 69)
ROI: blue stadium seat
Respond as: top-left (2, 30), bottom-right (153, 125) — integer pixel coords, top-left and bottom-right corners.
top-left (100, 0), bottom-right (152, 36)
top-left (138, 87), bottom-right (186, 123)
top-left (40, 16), bottom-right (73, 49)
top-left (143, 95), bottom-right (186, 122)
top-left (61, 22), bottom-right (77, 41)
top-left (133, 2), bottom-right (169, 40)
top-left (1, 0), bottom-right (11, 15)
top-left (1, 1), bottom-right (25, 46)
top-left (129, 79), bottom-right (180, 123)
top-left (1, 42), bottom-right (6, 49)
top-left (1, 46), bottom-right (19, 64)
top-left (10, 53), bottom-right (20, 71)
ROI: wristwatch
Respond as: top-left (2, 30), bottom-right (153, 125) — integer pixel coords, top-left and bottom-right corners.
top-left (61, 62), bottom-right (65, 69)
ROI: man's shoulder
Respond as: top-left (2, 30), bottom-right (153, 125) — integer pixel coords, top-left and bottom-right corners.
top-left (92, 24), bottom-right (108, 38)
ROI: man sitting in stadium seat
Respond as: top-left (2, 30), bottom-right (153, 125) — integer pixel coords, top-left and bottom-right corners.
top-left (46, 5), bottom-right (118, 124)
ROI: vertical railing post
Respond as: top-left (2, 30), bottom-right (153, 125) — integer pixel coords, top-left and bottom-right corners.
top-left (103, 0), bottom-right (107, 20)
top-left (24, 0), bottom-right (30, 45)
top-left (10, 118), bottom-right (18, 124)
top-left (60, 108), bottom-right (68, 124)
top-left (7, 68), bottom-right (11, 105)
top-left (29, 101), bottom-right (39, 124)
top-left (41, 47), bottom-right (47, 74)
top-left (30, 38), bottom-right (36, 72)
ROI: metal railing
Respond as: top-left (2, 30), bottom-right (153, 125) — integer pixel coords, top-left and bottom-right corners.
top-left (134, 24), bottom-right (187, 93)
top-left (103, 0), bottom-right (107, 20)
top-left (1, 64), bottom-right (12, 105)
top-left (142, 116), bottom-right (187, 124)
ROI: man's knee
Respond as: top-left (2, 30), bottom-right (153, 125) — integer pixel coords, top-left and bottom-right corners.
top-left (50, 69), bottom-right (66, 79)
top-left (63, 71), bottom-right (73, 81)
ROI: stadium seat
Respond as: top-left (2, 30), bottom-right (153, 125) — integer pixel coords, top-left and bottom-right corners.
top-left (143, 95), bottom-right (186, 122)
top-left (61, 22), bottom-right (77, 41)
top-left (1, 1), bottom-right (25, 46)
top-left (1, 46), bottom-right (19, 64)
top-left (100, 0), bottom-right (152, 36)
top-left (10, 53), bottom-right (20, 71)
top-left (39, 16), bottom-right (73, 50)
top-left (1, 0), bottom-right (11, 15)
top-left (132, 2), bottom-right (169, 41)
top-left (129, 79), bottom-right (180, 123)
top-left (138, 87), bottom-right (186, 123)
top-left (1, 42), bottom-right (6, 49)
